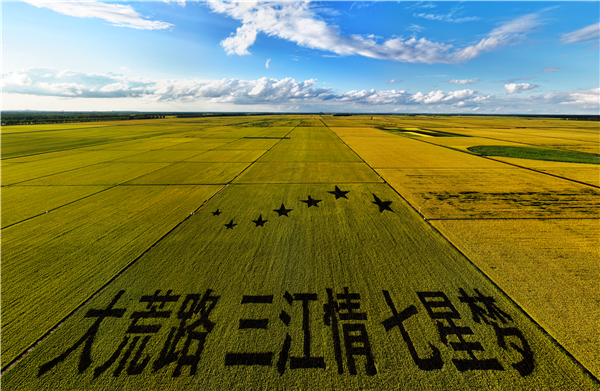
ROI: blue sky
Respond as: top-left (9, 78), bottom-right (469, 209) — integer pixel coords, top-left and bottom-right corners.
top-left (2, 1), bottom-right (599, 113)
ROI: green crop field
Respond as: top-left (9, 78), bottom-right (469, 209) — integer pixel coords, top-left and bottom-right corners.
top-left (467, 145), bottom-right (600, 164)
top-left (2, 115), bottom-right (599, 389)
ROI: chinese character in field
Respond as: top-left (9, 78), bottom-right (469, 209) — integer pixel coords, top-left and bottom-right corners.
top-left (153, 289), bottom-right (220, 377)
top-left (224, 294), bottom-right (276, 367)
top-left (457, 288), bottom-right (512, 325)
top-left (381, 290), bottom-right (443, 371)
top-left (38, 291), bottom-right (127, 377)
top-left (94, 289), bottom-right (180, 378)
top-left (457, 288), bottom-right (534, 376)
top-left (417, 291), bottom-right (504, 371)
top-left (225, 291), bottom-right (325, 375)
top-left (324, 287), bottom-right (377, 376)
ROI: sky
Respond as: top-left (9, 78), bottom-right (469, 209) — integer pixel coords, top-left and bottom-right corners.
top-left (2, 0), bottom-right (599, 114)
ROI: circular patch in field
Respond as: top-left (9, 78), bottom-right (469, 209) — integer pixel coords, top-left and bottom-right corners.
top-left (467, 145), bottom-right (600, 164)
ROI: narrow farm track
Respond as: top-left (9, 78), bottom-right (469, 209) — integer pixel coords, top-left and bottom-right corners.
top-left (2, 116), bottom-right (599, 390)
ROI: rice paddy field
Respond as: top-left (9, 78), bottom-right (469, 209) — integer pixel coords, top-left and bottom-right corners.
top-left (1, 115), bottom-right (599, 390)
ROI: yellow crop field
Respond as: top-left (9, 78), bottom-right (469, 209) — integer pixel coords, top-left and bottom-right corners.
top-left (237, 127), bottom-right (295, 138)
top-left (430, 219), bottom-right (600, 377)
top-left (2, 115), bottom-right (599, 389)
top-left (215, 138), bottom-right (282, 150)
top-left (258, 149), bottom-right (362, 163)
top-left (1, 185), bottom-right (109, 228)
top-left (160, 140), bottom-right (233, 150)
top-left (296, 119), bottom-right (324, 126)
top-left (325, 127), bottom-right (396, 138)
top-left (20, 162), bottom-right (171, 186)
top-left (184, 149), bottom-right (267, 163)
top-left (376, 168), bottom-right (600, 219)
top-left (3, 149), bottom-right (89, 163)
top-left (488, 157), bottom-right (600, 186)
top-left (3, 183), bottom-right (597, 390)
top-left (537, 167), bottom-right (600, 186)
top-left (89, 139), bottom-right (195, 151)
top-left (233, 162), bottom-right (383, 183)
top-left (2, 151), bottom-right (152, 186)
top-left (1, 122), bottom-right (118, 134)
top-left (424, 136), bottom-right (532, 151)
top-left (126, 162), bottom-right (252, 185)
top-left (2, 185), bottom-right (223, 365)
top-left (270, 139), bottom-right (353, 151)
top-left (110, 149), bottom-right (205, 163)
top-left (332, 131), bottom-right (503, 169)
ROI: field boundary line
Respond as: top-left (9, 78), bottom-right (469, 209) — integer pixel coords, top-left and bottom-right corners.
top-left (380, 129), bottom-right (600, 190)
top-left (456, 127), bottom-right (600, 145)
top-left (1, 133), bottom-right (190, 161)
top-left (1, 186), bottom-right (113, 230)
top-left (1, 115), bottom-right (272, 161)
top-left (1, 149), bottom-right (163, 187)
top-left (386, 118), bottom-right (600, 140)
top-left (1, 123), bottom-right (133, 135)
top-left (323, 118), bottom-right (600, 385)
top-left (4, 134), bottom-right (245, 188)
top-left (481, 156), bottom-right (600, 189)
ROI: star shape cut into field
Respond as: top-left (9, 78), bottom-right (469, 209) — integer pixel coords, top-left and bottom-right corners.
top-left (301, 195), bottom-right (322, 208)
top-left (274, 204), bottom-right (293, 217)
top-left (372, 194), bottom-right (393, 213)
top-left (225, 219), bottom-right (237, 229)
top-left (212, 186), bottom-right (396, 232)
top-left (252, 215), bottom-right (268, 227)
top-left (328, 186), bottom-right (350, 199)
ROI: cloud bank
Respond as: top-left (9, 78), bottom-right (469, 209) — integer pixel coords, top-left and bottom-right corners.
top-left (4, 68), bottom-right (597, 111)
top-left (23, 0), bottom-right (172, 30)
top-left (207, 2), bottom-right (542, 64)
top-left (2, 68), bottom-right (480, 107)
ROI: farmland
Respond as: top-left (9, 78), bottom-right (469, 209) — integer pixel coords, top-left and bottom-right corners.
top-left (1, 115), bottom-right (599, 389)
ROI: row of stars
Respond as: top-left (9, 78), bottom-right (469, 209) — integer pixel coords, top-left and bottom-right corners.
top-left (211, 186), bottom-right (393, 229)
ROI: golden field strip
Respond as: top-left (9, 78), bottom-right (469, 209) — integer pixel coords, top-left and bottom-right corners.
top-left (1, 115), bottom-right (599, 389)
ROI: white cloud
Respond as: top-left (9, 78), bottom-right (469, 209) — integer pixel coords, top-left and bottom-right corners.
top-left (407, 24), bottom-right (425, 33)
top-left (505, 83), bottom-right (539, 94)
top-left (23, 0), bottom-right (172, 30)
top-left (411, 89), bottom-right (475, 104)
top-left (1, 71), bottom-right (32, 87)
top-left (451, 13), bottom-right (542, 62)
top-left (543, 67), bottom-right (565, 73)
top-left (207, 2), bottom-right (542, 64)
top-left (407, 2), bottom-right (437, 10)
top-left (561, 22), bottom-right (600, 44)
top-left (7, 67), bottom-right (595, 112)
top-left (449, 78), bottom-right (480, 84)
top-left (469, 95), bottom-right (493, 102)
top-left (2, 67), bottom-right (482, 108)
top-left (413, 5), bottom-right (480, 23)
top-left (387, 79), bottom-right (403, 84)
top-left (545, 88), bottom-right (600, 108)
top-left (265, 59), bottom-right (271, 69)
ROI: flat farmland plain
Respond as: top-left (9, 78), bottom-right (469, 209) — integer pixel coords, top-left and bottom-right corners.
top-left (1, 115), bottom-right (599, 389)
